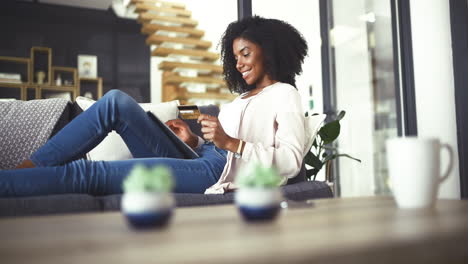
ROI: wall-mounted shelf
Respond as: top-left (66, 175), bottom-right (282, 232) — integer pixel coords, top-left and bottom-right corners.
top-left (79, 77), bottom-right (103, 100)
top-left (30, 47), bottom-right (52, 85)
top-left (0, 47), bottom-right (103, 101)
top-left (0, 56), bottom-right (31, 84)
top-left (35, 84), bottom-right (77, 101)
top-left (51, 66), bottom-right (78, 87)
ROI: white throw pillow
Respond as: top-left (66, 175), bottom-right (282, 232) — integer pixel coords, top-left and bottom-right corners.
top-left (75, 96), bottom-right (180, 161)
top-left (303, 113), bottom-right (326, 157)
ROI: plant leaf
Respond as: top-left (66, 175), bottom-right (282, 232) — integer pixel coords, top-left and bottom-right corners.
top-left (323, 153), bottom-right (362, 164)
top-left (335, 153), bottom-right (362, 162)
top-left (323, 154), bottom-right (338, 164)
top-left (123, 164), bottom-right (174, 193)
top-left (304, 152), bottom-right (323, 169)
top-left (319, 120), bottom-right (340, 144)
top-left (336, 110), bottom-right (346, 121)
top-left (236, 163), bottom-right (282, 188)
top-left (306, 168), bottom-right (320, 180)
top-left (312, 138), bottom-right (318, 148)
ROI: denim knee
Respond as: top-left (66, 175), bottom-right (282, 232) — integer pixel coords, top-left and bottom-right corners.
top-left (102, 89), bottom-right (136, 112)
top-left (103, 89), bottom-right (128, 101)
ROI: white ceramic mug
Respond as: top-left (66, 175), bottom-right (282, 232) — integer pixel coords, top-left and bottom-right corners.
top-left (386, 137), bottom-right (454, 209)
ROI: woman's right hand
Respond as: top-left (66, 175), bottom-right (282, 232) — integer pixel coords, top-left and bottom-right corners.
top-left (198, 114), bottom-right (239, 152)
top-left (165, 119), bottom-right (199, 148)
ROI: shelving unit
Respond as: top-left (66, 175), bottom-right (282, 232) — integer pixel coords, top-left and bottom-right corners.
top-left (25, 85), bottom-right (39, 100)
top-left (79, 77), bottom-right (103, 100)
top-left (37, 84), bottom-right (77, 101)
top-left (51, 66), bottom-right (78, 86)
top-left (30, 47), bottom-right (52, 85)
top-left (0, 56), bottom-right (31, 83)
top-left (0, 47), bottom-right (103, 101)
top-left (0, 56), bottom-right (31, 100)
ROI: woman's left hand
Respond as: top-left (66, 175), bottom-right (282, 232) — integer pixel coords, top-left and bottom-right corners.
top-left (165, 119), bottom-right (199, 149)
top-left (198, 114), bottom-right (236, 151)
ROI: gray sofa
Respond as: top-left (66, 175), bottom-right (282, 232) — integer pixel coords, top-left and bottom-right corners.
top-left (0, 100), bottom-right (333, 217)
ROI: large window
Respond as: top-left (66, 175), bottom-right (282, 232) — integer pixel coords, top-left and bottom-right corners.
top-left (328, 0), bottom-right (398, 196)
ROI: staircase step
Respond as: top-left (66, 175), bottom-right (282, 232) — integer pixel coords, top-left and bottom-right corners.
top-left (129, 0), bottom-right (186, 9)
top-left (159, 61), bottom-right (223, 74)
top-left (141, 24), bottom-right (204, 38)
top-left (134, 3), bottom-right (191, 17)
top-left (164, 75), bottom-right (226, 87)
top-left (166, 88), bottom-right (236, 102)
top-left (138, 13), bottom-right (198, 27)
top-left (152, 47), bottom-right (219, 61)
top-left (146, 35), bottom-right (211, 49)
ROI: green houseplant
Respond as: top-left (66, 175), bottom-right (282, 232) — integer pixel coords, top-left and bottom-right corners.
top-left (235, 163), bottom-right (284, 221)
top-left (121, 164), bottom-right (175, 229)
top-left (123, 164), bottom-right (174, 193)
top-left (236, 163), bottom-right (283, 188)
top-left (304, 110), bottom-right (361, 181)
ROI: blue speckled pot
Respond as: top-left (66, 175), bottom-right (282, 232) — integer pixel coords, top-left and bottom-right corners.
top-left (235, 188), bottom-right (283, 222)
top-left (121, 192), bottom-right (175, 229)
top-left (124, 210), bottom-right (172, 229)
top-left (238, 205), bottom-right (280, 221)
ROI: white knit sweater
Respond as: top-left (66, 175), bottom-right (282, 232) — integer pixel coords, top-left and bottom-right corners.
top-left (205, 82), bottom-right (305, 194)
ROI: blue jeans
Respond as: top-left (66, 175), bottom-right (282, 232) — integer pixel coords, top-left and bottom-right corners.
top-left (0, 90), bottom-right (227, 197)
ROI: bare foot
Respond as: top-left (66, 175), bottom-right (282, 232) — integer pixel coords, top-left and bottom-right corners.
top-left (16, 159), bottom-right (35, 169)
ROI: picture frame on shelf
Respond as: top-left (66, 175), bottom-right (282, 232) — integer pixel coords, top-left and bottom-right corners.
top-left (78, 55), bottom-right (97, 78)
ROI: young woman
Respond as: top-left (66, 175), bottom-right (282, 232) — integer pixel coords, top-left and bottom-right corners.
top-left (0, 16), bottom-right (308, 197)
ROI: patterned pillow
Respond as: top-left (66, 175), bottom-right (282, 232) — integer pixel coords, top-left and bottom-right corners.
top-left (0, 99), bottom-right (69, 169)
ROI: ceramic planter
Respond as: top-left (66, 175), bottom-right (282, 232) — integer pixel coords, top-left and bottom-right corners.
top-left (235, 187), bottom-right (283, 221)
top-left (121, 192), bottom-right (175, 229)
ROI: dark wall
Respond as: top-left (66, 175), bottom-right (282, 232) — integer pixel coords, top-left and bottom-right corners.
top-left (0, 1), bottom-right (150, 102)
top-left (449, 0), bottom-right (468, 198)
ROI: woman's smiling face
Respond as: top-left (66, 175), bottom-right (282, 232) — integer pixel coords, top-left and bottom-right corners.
top-left (233, 37), bottom-right (273, 89)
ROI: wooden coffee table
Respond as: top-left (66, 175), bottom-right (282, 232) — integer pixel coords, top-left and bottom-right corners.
top-left (1, 196), bottom-right (468, 263)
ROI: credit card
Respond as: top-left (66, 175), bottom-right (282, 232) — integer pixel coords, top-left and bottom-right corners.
top-left (178, 105), bottom-right (200, 119)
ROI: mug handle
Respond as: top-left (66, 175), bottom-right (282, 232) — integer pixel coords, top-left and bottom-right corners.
top-left (439, 143), bottom-right (454, 183)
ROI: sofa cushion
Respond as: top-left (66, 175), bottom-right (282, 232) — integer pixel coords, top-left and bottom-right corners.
top-left (0, 181), bottom-right (332, 217)
top-left (0, 194), bottom-right (102, 217)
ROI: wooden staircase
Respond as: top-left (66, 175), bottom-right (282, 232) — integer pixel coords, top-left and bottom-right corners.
top-left (127, 0), bottom-right (236, 104)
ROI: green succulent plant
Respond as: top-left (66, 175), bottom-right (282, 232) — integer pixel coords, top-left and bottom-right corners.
top-left (236, 163), bottom-right (282, 188)
top-left (123, 164), bottom-right (174, 193)
top-left (304, 110), bottom-right (361, 181)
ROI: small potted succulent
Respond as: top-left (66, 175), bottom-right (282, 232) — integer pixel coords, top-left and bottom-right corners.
top-left (121, 164), bottom-right (175, 229)
top-left (235, 163), bottom-right (284, 222)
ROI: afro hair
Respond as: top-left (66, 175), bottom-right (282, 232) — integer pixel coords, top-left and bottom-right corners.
top-left (220, 16), bottom-right (308, 94)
